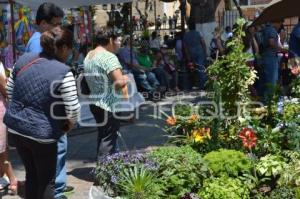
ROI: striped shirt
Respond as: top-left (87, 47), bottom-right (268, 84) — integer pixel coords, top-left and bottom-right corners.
top-left (6, 71), bottom-right (80, 143)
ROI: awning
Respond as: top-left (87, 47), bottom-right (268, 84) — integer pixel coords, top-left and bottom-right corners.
top-left (13, 0), bottom-right (132, 9)
top-left (252, 0), bottom-right (300, 26)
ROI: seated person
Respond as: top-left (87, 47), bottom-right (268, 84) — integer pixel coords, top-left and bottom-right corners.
top-left (137, 47), bottom-right (169, 92)
top-left (153, 45), bottom-right (180, 92)
top-left (118, 36), bottom-right (160, 94)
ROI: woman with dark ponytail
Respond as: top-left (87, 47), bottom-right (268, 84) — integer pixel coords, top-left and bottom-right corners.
top-left (4, 26), bottom-right (80, 199)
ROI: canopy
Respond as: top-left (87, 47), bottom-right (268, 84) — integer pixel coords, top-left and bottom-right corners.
top-left (252, 0), bottom-right (300, 26)
top-left (13, 0), bottom-right (133, 9)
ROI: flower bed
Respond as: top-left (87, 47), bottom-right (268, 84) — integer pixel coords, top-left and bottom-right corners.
top-left (93, 19), bottom-right (300, 199)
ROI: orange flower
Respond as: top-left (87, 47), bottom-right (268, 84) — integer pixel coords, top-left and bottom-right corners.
top-left (166, 116), bottom-right (177, 126)
top-left (205, 128), bottom-right (212, 139)
top-left (238, 128), bottom-right (257, 150)
top-left (188, 114), bottom-right (199, 123)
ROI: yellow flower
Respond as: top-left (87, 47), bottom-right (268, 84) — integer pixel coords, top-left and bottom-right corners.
top-left (191, 127), bottom-right (212, 143)
top-left (192, 129), bottom-right (205, 143)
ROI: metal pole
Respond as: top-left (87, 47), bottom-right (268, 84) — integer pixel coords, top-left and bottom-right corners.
top-left (129, 2), bottom-right (133, 66)
top-left (180, 0), bottom-right (186, 64)
top-left (154, 0), bottom-right (157, 31)
top-left (111, 4), bottom-right (116, 32)
top-left (9, 0), bottom-right (16, 62)
top-left (180, 0), bottom-right (186, 35)
top-left (90, 6), bottom-right (94, 49)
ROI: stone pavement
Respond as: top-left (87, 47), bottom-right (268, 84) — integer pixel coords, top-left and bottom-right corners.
top-left (0, 92), bottom-right (199, 199)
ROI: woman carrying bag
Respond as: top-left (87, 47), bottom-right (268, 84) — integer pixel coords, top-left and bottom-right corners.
top-left (84, 28), bottom-right (129, 160)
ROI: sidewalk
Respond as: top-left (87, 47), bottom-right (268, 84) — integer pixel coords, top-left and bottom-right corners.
top-left (1, 93), bottom-right (194, 199)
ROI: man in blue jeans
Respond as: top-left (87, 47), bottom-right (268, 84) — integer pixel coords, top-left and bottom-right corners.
top-left (183, 21), bottom-right (207, 90)
top-left (260, 20), bottom-right (285, 102)
top-left (289, 17), bottom-right (300, 75)
top-left (25, 3), bottom-right (74, 199)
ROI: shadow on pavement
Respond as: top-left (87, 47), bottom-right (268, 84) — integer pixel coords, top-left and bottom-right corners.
top-left (68, 167), bottom-right (95, 183)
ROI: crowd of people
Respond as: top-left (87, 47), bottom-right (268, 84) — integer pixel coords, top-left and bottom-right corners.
top-left (0, 2), bottom-right (299, 199)
top-left (156, 13), bottom-right (179, 30)
top-left (242, 19), bottom-right (298, 101)
top-left (132, 12), bottom-right (179, 31)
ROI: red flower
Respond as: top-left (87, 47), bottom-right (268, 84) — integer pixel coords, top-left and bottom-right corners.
top-left (238, 128), bottom-right (257, 150)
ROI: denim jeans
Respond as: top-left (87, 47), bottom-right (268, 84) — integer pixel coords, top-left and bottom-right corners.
top-left (191, 55), bottom-right (207, 90)
top-left (55, 134), bottom-right (67, 198)
top-left (152, 67), bottom-right (169, 89)
top-left (131, 69), bottom-right (158, 92)
top-left (146, 71), bottom-right (160, 88)
top-left (262, 56), bottom-right (279, 101)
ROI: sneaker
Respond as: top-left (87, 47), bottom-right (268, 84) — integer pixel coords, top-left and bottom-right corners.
top-left (62, 185), bottom-right (74, 194)
top-left (0, 176), bottom-right (9, 190)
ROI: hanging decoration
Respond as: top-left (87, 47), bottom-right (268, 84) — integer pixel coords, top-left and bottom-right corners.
top-left (0, 8), bottom-right (8, 48)
top-left (0, 2), bottom-right (94, 68)
top-left (0, 2), bottom-right (35, 68)
top-left (63, 6), bottom-right (93, 47)
top-left (0, 4), bottom-right (14, 68)
top-left (14, 6), bottom-right (34, 53)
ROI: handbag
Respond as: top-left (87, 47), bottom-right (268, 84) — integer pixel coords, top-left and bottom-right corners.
top-left (78, 73), bottom-right (91, 95)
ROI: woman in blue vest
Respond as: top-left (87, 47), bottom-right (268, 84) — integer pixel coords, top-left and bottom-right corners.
top-left (4, 27), bottom-right (80, 199)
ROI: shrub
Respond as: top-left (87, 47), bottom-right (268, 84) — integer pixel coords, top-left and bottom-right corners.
top-left (203, 149), bottom-right (252, 177)
top-left (198, 175), bottom-right (250, 199)
top-left (148, 146), bottom-right (209, 199)
top-left (279, 159), bottom-right (300, 187)
top-left (118, 165), bottom-right (157, 199)
top-left (267, 187), bottom-right (296, 199)
top-left (95, 151), bottom-right (158, 196)
top-left (256, 154), bottom-right (287, 178)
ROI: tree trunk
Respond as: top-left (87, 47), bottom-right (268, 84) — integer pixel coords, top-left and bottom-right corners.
top-left (135, 0), bottom-right (155, 30)
top-left (190, 0), bottom-right (221, 24)
top-left (189, 0), bottom-right (222, 55)
top-left (232, 0), bottom-right (245, 18)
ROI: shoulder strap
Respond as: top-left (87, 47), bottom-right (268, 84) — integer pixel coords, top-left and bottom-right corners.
top-left (16, 58), bottom-right (43, 76)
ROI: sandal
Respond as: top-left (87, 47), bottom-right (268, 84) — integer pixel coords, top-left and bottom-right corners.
top-left (8, 180), bottom-right (18, 195)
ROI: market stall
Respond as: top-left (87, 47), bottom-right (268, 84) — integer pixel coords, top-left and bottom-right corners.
top-left (0, 0), bottom-right (133, 67)
top-left (0, 1), bottom-right (35, 68)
